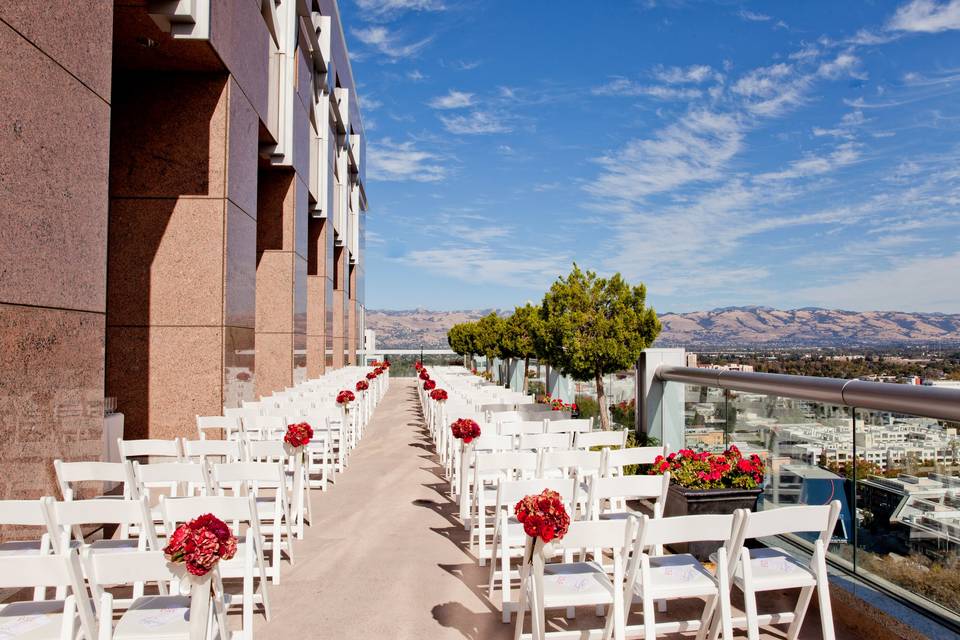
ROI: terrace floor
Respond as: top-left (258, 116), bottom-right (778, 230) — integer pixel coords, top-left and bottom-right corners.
top-left (253, 379), bottom-right (863, 639)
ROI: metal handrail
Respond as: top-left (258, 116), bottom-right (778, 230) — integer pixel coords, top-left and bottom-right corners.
top-left (656, 365), bottom-right (960, 422)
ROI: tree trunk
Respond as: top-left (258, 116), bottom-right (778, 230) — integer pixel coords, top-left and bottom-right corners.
top-left (595, 370), bottom-right (610, 430)
top-left (523, 356), bottom-right (530, 394)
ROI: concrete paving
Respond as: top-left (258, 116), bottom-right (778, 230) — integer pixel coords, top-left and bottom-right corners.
top-left (252, 379), bottom-right (863, 639)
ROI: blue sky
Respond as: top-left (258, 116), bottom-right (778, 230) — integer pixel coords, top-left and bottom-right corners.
top-left (342, 0), bottom-right (960, 313)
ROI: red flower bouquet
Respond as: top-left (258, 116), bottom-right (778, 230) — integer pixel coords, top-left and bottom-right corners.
top-left (430, 388), bottom-right (448, 402)
top-left (419, 370), bottom-right (430, 381)
top-left (374, 366), bottom-right (384, 376)
top-left (514, 489), bottom-right (570, 543)
top-left (415, 361), bottom-right (423, 371)
top-left (649, 445), bottom-right (765, 490)
top-left (164, 514), bottom-right (237, 576)
top-left (356, 380), bottom-right (369, 392)
top-left (423, 379), bottom-right (436, 391)
top-left (450, 418), bottom-right (481, 443)
top-left (366, 371), bottom-right (377, 380)
top-left (283, 422), bottom-right (313, 448)
top-left (336, 390), bottom-right (355, 406)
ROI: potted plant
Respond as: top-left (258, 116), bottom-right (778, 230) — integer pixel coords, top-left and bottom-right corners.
top-left (648, 445), bottom-right (765, 560)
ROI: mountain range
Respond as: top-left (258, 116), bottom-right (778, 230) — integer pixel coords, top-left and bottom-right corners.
top-left (365, 306), bottom-right (960, 350)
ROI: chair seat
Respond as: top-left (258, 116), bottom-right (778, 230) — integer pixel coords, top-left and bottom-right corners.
top-left (0, 600), bottom-right (69, 640)
top-left (112, 595), bottom-right (192, 640)
top-left (89, 539), bottom-right (141, 554)
top-left (541, 561), bottom-right (615, 607)
top-left (636, 554), bottom-right (718, 599)
top-left (735, 548), bottom-right (816, 590)
top-left (0, 541), bottom-right (47, 556)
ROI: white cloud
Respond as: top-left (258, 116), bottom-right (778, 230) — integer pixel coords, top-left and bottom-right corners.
top-left (738, 9), bottom-right (771, 22)
top-left (888, 0), bottom-right (960, 33)
top-left (816, 52), bottom-right (864, 80)
top-left (755, 142), bottom-right (861, 182)
top-left (403, 247), bottom-right (569, 289)
top-left (654, 64), bottom-right (715, 84)
top-left (367, 139), bottom-right (446, 182)
top-left (351, 26), bottom-right (432, 60)
top-left (452, 60), bottom-right (482, 71)
top-left (428, 90), bottom-right (474, 109)
top-left (796, 252), bottom-right (960, 311)
top-left (407, 69), bottom-right (426, 81)
top-left (354, 0), bottom-right (444, 18)
top-left (439, 111), bottom-right (510, 135)
top-left (591, 78), bottom-right (702, 100)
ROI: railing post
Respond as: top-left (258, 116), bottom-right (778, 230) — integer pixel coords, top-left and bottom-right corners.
top-left (638, 348), bottom-right (686, 451)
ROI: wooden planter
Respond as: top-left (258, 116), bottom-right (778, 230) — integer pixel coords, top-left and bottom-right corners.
top-left (663, 483), bottom-right (762, 561)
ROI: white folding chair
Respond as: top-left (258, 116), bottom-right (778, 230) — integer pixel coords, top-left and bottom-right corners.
top-left (538, 450), bottom-right (604, 483)
top-left (500, 421), bottom-right (547, 438)
top-left (196, 415), bottom-right (242, 441)
top-left (515, 518), bottom-right (637, 640)
top-left (54, 460), bottom-right (136, 501)
top-left (118, 438), bottom-right (183, 462)
top-left (586, 474), bottom-right (670, 522)
top-left (575, 430), bottom-right (628, 450)
top-left (45, 495), bottom-right (159, 557)
top-left (625, 512), bottom-right (746, 640)
top-left (487, 478), bottom-right (579, 622)
top-left (518, 432), bottom-right (571, 452)
top-left (133, 461), bottom-right (212, 500)
top-left (471, 452), bottom-right (539, 563)
top-left (711, 502), bottom-right (842, 640)
top-left (603, 446), bottom-right (667, 477)
top-left (161, 495), bottom-right (272, 635)
top-left (81, 548), bottom-right (228, 640)
top-left (246, 440), bottom-right (311, 539)
top-left (212, 463), bottom-right (295, 584)
top-left (0, 550), bottom-right (97, 640)
top-left (182, 439), bottom-right (244, 466)
top-left (244, 415), bottom-right (287, 441)
top-left (545, 418), bottom-right (592, 435)
top-left (0, 499), bottom-right (59, 600)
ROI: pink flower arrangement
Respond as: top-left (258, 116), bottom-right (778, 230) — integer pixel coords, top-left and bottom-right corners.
top-left (649, 445), bottom-right (765, 490)
top-left (356, 380), bottom-right (369, 391)
top-left (283, 422), bottom-right (313, 448)
top-left (450, 418), bottom-right (481, 443)
top-left (164, 514), bottom-right (237, 576)
top-left (336, 390), bottom-right (355, 405)
top-left (514, 490), bottom-right (570, 543)
top-left (430, 388), bottom-right (448, 402)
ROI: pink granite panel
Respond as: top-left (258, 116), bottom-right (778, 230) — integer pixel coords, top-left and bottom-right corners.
top-left (254, 332), bottom-right (293, 398)
top-left (226, 78), bottom-right (259, 218)
top-left (225, 203), bottom-right (257, 329)
top-left (209, 0), bottom-right (271, 123)
top-left (255, 251), bottom-right (294, 334)
top-left (0, 22), bottom-right (110, 312)
top-left (0, 305), bottom-right (104, 501)
top-left (107, 198), bottom-right (225, 327)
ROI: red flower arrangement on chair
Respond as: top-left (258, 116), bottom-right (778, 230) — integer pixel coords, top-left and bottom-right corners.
top-left (365, 371), bottom-right (377, 380)
top-left (419, 369), bottom-right (430, 381)
top-left (415, 361), bottom-right (423, 371)
top-left (514, 489), bottom-right (570, 543)
top-left (423, 379), bottom-right (436, 391)
top-left (374, 366), bottom-right (384, 376)
top-left (429, 388), bottom-right (448, 402)
top-left (164, 514), bottom-right (237, 577)
top-left (356, 380), bottom-right (369, 392)
top-left (336, 390), bottom-right (355, 406)
top-left (283, 422), bottom-right (313, 449)
top-left (450, 418), bottom-right (481, 443)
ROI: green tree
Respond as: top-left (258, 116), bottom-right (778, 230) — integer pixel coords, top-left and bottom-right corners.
top-left (473, 312), bottom-right (507, 375)
top-left (537, 265), bottom-right (661, 430)
top-left (447, 322), bottom-right (479, 369)
top-left (500, 304), bottom-right (541, 394)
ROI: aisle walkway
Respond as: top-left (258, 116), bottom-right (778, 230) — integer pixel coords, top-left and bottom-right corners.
top-left (253, 378), bottom-right (863, 639)
top-left (254, 378), bottom-right (506, 639)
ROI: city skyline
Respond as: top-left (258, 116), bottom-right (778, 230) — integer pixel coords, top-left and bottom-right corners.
top-left (345, 0), bottom-right (960, 313)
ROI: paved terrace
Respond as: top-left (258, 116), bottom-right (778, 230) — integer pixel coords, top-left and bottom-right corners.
top-left (253, 379), bottom-right (873, 639)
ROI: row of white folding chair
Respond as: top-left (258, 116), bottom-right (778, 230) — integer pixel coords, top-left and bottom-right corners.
top-left (513, 501), bottom-right (842, 640)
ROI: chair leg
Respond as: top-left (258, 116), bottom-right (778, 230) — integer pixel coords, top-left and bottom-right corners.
top-left (695, 594), bottom-right (717, 640)
top-left (815, 558), bottom-right (836, 640)
top-left (787, 586), bottom-right (814, 640)
top-left (642, 592), bottom-right (657, 640)
top-left (243, 554), bottom-right (254, 634)
top-left (742, 585), bottom-right (760, 640)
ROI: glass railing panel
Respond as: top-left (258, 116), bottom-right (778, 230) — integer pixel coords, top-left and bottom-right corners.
top-left (682, 383), bottom-right (728, 450)
top-left (853, 407), bottom-right (960, 617)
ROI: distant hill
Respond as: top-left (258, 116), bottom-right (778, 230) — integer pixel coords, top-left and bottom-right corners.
top-left (366, 306), bottom-right (960, 350)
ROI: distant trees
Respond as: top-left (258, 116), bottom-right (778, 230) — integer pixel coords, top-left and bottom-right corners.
top-left (500, 304), bottom-right (541, 393)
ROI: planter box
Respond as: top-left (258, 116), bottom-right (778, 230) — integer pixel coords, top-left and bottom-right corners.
top-left (663, 484), bottom-right (762, 561)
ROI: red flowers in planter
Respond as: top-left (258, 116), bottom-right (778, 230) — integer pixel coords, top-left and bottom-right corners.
top-left (336, 390), bottom-right (355, 405)
top-left (283, 422), bottom-right (313, 448)
top-left (430, 388), bottom-right (448, 402)
top-left (356, 380), bottom-right (369, 392)
top-left (419, 370), bottom-right (430, 381)
top-left (649, 445), bottom-right (765, 490)
top-left (164, 514), bottom-right (237, 576)
top-left (450, 418), bottom-right (481, 443)
top-left (423, 379), bottom-right (436, 391)
top-left (514, 489), bottom-right (570, 543)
